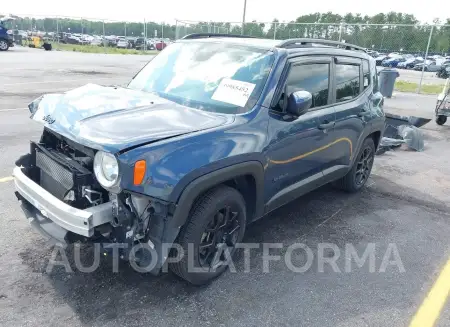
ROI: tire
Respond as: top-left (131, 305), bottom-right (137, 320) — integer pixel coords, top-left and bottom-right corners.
top-left (0, 39), bottom-right (9, 51)
top-left (333, 138), bottom-right (375, 193)
top-left (170, 185), bottom-right (247, 285)
top-left (436, 115), bottom-right (447, 125)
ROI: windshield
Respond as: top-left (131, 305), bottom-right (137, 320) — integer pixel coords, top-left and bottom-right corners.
top-left (128, 41), bottom-right (275, 114)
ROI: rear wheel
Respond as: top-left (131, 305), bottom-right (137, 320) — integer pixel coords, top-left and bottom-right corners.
top-left (436, 115), bottom-right (447, 125)
top-left (170, 185), bottom-right (246, 285)
top-left (0, 40), bottom-right (9, 51)
top-left (333, 138), bottom-right (375, 193)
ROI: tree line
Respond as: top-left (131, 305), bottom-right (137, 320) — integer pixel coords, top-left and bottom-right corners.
top-left (3, 12), bottom-right (450, 53)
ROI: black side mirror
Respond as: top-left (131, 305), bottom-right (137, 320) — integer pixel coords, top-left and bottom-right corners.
top-left (286, 90), bottom-right (312, 116)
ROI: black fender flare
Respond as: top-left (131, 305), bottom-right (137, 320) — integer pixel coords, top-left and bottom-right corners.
top-left (163, 161), bottom-right (265, 243)
top-left (351, 124), bottom-right (383, 166)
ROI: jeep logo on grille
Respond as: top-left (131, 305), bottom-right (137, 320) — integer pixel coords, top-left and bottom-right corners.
top-left (43, 115), bottom-right (56, 124)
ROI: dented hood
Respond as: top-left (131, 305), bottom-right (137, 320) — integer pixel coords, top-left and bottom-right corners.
top-left (30, 84), bottom-right (233, 153)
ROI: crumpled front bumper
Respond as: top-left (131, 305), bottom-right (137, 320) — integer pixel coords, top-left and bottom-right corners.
top-left (13, 166), bottom-right (113, 243)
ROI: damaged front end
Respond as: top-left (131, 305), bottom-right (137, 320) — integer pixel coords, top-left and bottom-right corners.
top-left (14, 128), bottom-right (173, 275)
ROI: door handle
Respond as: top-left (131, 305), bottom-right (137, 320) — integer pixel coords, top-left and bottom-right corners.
top-left (358, 111), bottom-right (371, 117)
top-left (318, 121), bottom-right (335, 130)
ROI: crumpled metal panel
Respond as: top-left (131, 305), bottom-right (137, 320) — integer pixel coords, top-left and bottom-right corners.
top-left (376, 137), bottom-right (406, 155)
top-left (384, 113), bottom-right (431, 139)
top-left (398, 125), bottom-right (425, 152)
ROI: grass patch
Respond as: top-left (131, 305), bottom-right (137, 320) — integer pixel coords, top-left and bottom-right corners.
top-left (52, 43), bottom-right (158, 55)
top-left (395, 80), bottom-right (443, 95)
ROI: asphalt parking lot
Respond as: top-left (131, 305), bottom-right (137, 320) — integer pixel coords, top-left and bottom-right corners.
top-left (0, 47), bottom-right (449, 327)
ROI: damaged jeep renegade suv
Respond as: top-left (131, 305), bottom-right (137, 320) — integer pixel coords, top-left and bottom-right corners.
top-left (14, 34), bottom-right (384, 285)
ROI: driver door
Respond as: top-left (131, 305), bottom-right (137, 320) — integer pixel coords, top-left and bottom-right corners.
top-left (264, 57), bottom-right (337, 212)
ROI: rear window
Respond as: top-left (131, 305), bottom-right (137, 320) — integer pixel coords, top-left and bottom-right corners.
top-left (335, 64), bottom-right (360, 102)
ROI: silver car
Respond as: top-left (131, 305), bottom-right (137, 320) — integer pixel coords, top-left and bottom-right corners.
top-left (116, 39), bottom-right (129, 49)
top-left (413, 60), bottom-right (440, 72)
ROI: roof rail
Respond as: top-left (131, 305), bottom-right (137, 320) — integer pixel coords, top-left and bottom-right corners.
top-left (278, 38), bottom-right (366, 52)
top-left (181, 33), bottom-right (256, 40)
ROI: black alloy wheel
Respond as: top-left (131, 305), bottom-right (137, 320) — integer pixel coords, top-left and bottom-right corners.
top-left (355, 146), bottom-right (374, 187)
top-left (199, 206), bottom-right (241, 270)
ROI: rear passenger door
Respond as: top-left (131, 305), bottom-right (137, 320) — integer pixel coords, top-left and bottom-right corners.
top-left (331, 57), bottom-right (367, 170)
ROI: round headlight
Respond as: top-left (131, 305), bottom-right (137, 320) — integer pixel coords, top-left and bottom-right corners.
top-left (94, 151), bottom-right (119, 189)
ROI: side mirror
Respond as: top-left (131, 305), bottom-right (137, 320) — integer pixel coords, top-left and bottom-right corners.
top-left (286, 90), bottom-right (312, 116)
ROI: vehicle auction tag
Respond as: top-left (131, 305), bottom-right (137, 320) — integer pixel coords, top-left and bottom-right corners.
top-left (212, 78), bottom-right (256, 107)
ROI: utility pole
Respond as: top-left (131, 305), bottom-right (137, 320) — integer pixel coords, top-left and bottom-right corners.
top-left (241, 0), bottom-right (247, 35)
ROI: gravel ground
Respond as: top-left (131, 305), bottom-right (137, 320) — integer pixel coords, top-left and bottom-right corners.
top-left (0, 47), bottom-right (449, 327)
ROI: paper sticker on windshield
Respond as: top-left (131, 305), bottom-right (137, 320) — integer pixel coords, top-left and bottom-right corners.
top-left (212, 78), bottom-right (256, 107)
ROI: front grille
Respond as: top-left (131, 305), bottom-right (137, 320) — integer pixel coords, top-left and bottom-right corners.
top-left (36, 150), bottom-right (73, 190)
top-left (36, 150), bottom-right (73, 199)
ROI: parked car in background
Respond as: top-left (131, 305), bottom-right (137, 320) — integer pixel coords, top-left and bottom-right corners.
top-left (134, 37), bottom-right (146, 50)
top-left (65, 35), bottom-right (82, 45)
top-left (126, 37), bottom-right (136, 48)
top-left (437, 62), bottom-right (450, 78)
top-left (397, 58), bottom-right (423, 69)
top-left (375, 55), bottom-right (388, 66)
top-left (104, 36), bottom-right (117, 47)
top-left (146, 39), bottom-right (156, 50)
top-left (366, 50), bottom-right (379, 58)
top-left (382, 57), bottom-right (405, 67)
top-left (388, 52), bottom-right (403, 59)
top-left (155, 40), bottom-right (167, 51)
top-left (116, 38), bottom-right (130, 49)
top-left (414, 60), bottom-right (440, 72)
top-left (90, 38), bottom-right (103, 46)
top-left (0, 22), bottom-right (14, 51)
top-left (135, 37), bottom-right (155, 50)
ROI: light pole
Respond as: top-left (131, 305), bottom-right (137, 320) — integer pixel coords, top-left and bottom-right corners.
top-left (242, 0), bottom-right (247, 35)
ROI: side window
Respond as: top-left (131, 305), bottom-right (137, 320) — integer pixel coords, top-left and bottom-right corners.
top-left (285, 63), bottom-right (330, 109)
top-left (335, 64), bottom-right (360, 102)
top-left (363, 60), bottom-right (370, 90)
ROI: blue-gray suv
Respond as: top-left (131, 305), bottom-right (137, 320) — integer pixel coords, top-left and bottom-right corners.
top-left (14, 34), bottom-right (385, 285)
top-left (0, 23), bottom-right (14, 51)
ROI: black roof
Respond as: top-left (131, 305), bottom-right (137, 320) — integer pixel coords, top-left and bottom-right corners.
top-left (180, 33), bottom-right (369, 57)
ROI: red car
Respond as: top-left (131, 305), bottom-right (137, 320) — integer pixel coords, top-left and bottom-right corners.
top-left (155, 41), bottom-right (167, 51)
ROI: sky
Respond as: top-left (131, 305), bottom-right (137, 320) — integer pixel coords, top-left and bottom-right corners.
top-left (5, 0), bottom-right (449, 25)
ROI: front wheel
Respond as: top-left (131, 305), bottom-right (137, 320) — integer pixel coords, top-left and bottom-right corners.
top-left (436, 115), bottom-right (447, 125)
top-left (170, 185), bottom-right (247, 285)
top-left (333, 138), bottom-right (375, 193)
top-left (0, 40), bottom-right (9, 51)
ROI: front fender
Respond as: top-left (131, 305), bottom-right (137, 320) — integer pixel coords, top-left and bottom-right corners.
top-left (117, 107), bottom-right (270, 201)
top-left (171, 160), bottom-right (265, 226)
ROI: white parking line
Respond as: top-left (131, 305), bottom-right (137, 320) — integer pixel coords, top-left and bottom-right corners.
top-left (0, 108), bottom-right (27, 112)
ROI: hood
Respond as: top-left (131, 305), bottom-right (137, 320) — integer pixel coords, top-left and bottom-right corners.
top-left (30, 83), bottom-right (234, 153)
